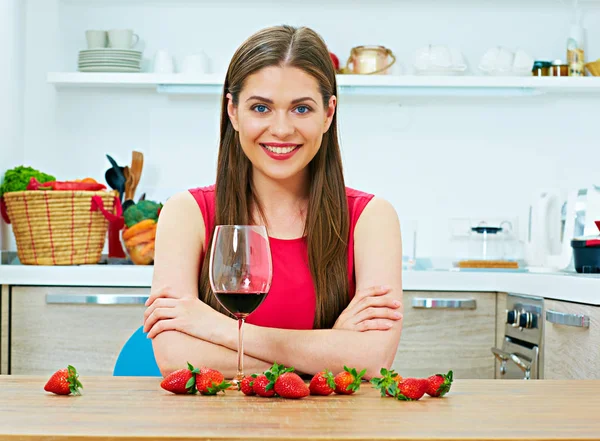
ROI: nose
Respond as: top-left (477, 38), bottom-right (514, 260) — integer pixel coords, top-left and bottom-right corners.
top-left (269, 111), bottom-right (295, 139)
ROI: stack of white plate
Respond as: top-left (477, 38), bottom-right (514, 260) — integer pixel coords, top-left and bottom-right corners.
top-left (78, 49), bottom-right (142, 73)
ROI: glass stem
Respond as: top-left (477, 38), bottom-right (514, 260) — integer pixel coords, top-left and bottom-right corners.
top-left (236, 317), bottom-right (245, 383)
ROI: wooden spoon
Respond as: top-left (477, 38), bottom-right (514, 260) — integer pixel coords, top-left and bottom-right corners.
top-left (130, 151), bottom-right (144, 200)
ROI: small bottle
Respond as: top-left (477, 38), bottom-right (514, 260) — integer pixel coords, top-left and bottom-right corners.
top-left (567, 21), bottom-right (585, 76)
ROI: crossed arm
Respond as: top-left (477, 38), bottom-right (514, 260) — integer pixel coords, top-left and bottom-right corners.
top-left (144, 191), bottom-right (403, 379)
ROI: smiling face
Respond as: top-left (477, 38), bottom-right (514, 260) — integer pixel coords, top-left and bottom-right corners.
top-left (227, 66), bottom-right (336, 183)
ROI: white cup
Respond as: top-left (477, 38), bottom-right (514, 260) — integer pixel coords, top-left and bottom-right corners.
top-left (153, 49), bottom-right (175, 73)
top-left (108, 29), bottom-right (139, 49)
top-left (86, 30), bottom-right (107, 49)
top-left (180, 52), bottom-right (209, 74)
top-left (496, 47), bottom-right (515, 71)
top-left (429, 45), bottom-right (452, 68)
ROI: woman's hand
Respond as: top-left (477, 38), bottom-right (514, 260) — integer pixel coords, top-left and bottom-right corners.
top-left (143, 293), bottom-right (232, 341)
top-left (333, 285), bottom-right (403, 332)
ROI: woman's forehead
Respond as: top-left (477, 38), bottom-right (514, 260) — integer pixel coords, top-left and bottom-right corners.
top-left (240, 66), bottom-right (321, 102)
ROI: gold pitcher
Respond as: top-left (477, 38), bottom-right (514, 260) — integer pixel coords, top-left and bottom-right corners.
top-left (343, 45), bottom-right (396, 75)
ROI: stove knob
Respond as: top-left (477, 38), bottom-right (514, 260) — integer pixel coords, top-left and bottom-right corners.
top-left (506, 310), bottom-right (518, 325)
top-left (517, 312), bottom-right (538, 329)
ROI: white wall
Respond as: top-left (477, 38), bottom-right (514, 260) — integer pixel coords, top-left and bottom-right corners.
top-left (0, 0), bottom-right (25, 251)
top-left (13, 0), bottom-right (600, 258)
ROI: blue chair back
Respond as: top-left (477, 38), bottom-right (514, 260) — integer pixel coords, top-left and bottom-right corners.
top-left (113, 326), bottom-right (162, 376)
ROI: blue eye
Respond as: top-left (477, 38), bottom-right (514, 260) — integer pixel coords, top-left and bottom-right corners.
top-left (253, 105), bottom-right (268, 113)
top-left (295, 105), bottom-right (311, 114)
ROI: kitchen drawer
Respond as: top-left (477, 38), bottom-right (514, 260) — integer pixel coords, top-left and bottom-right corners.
top-left (392, 291), bottom-right (496, 379)
top-left (10, 286), bottom-right (149, 375)
top-left (544, 299), bottom-right (600, 379)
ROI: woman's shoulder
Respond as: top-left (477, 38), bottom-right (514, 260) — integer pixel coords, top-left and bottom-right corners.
top-left (345, 186), bottom-right (375, 202)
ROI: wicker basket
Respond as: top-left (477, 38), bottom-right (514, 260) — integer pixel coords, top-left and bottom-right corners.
top-left (3, 190), bottom-right (120, 265)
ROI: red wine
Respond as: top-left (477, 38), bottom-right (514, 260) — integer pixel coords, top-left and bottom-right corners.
top-left (214, 292), bottom-right (267, 318)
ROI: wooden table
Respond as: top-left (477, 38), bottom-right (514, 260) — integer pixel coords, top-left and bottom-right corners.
top-left (0, 376), bottom-right (599, 440)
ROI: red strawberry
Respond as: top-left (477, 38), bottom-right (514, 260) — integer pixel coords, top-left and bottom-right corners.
top-left (252, 374), bottom-right (276, 397)
top-left (396, 378), bottom-right (428, 401)
top-left (334, 365), bottom-right (367, 395)
top-left (44, 365), bottom-right (83, 396)
top-left (426, 370), bottom-right (453, 397)
top-left (160, 362), bottom-right (199, 394)
top-left (274, 372), bottom-right (310, 399)
top-left (239, 375), bottom-right (256, 396)
top-left (195, 367), bottom-right (231, 395)
top-left (309, 370), bottom-right (336, 396)
top-left (370, 368), bottom-right (403, 397)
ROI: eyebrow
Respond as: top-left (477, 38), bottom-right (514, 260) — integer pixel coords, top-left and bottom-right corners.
top-left (245, 96), bottom-right (318, 105)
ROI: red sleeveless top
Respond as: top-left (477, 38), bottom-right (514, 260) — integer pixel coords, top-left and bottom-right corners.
top-left (189, 185), bottom-right (374, 330)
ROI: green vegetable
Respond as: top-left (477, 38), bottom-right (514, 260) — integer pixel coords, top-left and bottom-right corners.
top-left (123, 200), bottom-right (163, 228)
top-left (0, 166), bottom-right (55, 198)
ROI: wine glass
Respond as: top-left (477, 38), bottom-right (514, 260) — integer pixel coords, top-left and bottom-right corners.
top-left (209, 225), bottom-right (272, 383)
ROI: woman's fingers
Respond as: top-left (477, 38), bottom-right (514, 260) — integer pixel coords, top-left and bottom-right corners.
top-left (145, 290), bottom-right (179, 307)
top-left (352, 306), bottom-right (403, 327)
top-left (355, 285), bottom-right (391, 302)
top-left (146, 318), bottom-right (179, 339)
top-left (352, 292), bottom-right (402, 316)
top-left (143, 298), bottom-right (177, 324)
top-left (358, 318), bottom-right (400, 332)
top-left (143, 305), bottom-right (178, 333)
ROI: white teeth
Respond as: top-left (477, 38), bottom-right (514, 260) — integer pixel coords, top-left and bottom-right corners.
top-left (262, 144), bottom-right (297, 154)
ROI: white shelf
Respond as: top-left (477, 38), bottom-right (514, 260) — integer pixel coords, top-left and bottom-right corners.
top-left (47, 72), bottom-right (600, 96)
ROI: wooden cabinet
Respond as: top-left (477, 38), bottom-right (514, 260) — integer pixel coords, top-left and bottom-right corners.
top-left (544, 299), bottom-right (600, 379)
top-left (1, 285), bottom-right (9, 375)
top-left (10, 286), bottom-right (149, 375)
top-left (392, 291), bottom-right (496, 379)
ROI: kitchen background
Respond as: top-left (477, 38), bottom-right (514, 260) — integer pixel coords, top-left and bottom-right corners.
top-left (1, 0), bottom-right (600, 260)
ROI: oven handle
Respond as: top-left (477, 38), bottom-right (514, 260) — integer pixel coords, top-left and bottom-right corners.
top-left (491, 347), bottom-right (532, 379)
top-left (546, 309), bottom-right (590, 328)
top-left (46, 294), bottom-right (149, 305)
top-left (412, 298), bottom-right (476, 309)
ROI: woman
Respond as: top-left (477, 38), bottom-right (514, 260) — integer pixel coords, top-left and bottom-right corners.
top-left (143, 25), bottom-right (403, 380)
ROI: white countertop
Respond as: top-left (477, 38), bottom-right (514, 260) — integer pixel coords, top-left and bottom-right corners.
top-left (0, 264), bottom-right (599, 305)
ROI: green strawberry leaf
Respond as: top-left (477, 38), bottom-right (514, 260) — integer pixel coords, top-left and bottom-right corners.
top-left (205, 380), bottom-right (232, 395)
top-left (185, 376), bottom-right (198, 394)
top-left (66, 365), bottom-right (83, 396)
top-left (324, 370), bottom-right (336, 390)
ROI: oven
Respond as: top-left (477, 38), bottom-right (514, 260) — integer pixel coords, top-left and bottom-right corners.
top-left (492, 293), bottom-right (544, 380)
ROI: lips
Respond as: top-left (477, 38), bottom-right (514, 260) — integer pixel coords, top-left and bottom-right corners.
top-left (260, 143), bottom-right (302, 160)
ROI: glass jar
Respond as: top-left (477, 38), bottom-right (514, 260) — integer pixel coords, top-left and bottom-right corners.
top-left (532, 60), bottom-right (552, 77)
top-left (549, 60), bottom-right (569, 77)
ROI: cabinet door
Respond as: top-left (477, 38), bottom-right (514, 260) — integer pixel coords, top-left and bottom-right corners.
top-left (544, 299), bottom-right (600, 379)
top-left (11, 286), bottom-right (149, 375)
top-left (392, 291), bottom-right (496, 379)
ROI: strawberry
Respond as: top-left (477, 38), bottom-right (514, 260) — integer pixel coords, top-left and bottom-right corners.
top-left (252, 374), bottom-right (276, 397)
top-left (426, 370), bottom-right (453, 397)
top-left (239, 375), bottom-right (257, 396)
top-left (370, 367), bottom-right (403, 397)
top-left (274, 372), bottom-right (310, 399)
top-left (160, 362), bottom-right (199, 394)
top-left (396, 378), bottom-right (428, 401)
top-left (334, 365), bottom-right (366, 395)
top-left (44, 365), bottom-right (83, 396)
top-left (309, 370), bottom-right (336, 396)
top-left (195, 367), bottom-right (231, 395)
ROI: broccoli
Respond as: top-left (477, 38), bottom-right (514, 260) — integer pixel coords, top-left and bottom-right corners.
top-left (123, 200), bottom-right (163, 228)
top-left (0, 166), bottom-right (55, 198)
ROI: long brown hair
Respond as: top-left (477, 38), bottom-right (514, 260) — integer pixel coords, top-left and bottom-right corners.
top-left (198, 25), bottom-right (350, 329)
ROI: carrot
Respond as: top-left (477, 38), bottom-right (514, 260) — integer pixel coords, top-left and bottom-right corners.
top-left (139, 241), bottom-right (155, 257)
top-left (123, 219), bottom-right (156, 241)
top-left (124, 228), bottom-right (156, 247)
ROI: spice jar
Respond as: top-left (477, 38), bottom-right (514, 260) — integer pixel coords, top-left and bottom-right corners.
top-left (532, 60), bottom-right (552, 76)
top-left (549, 60), bottom-right (569, 77)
